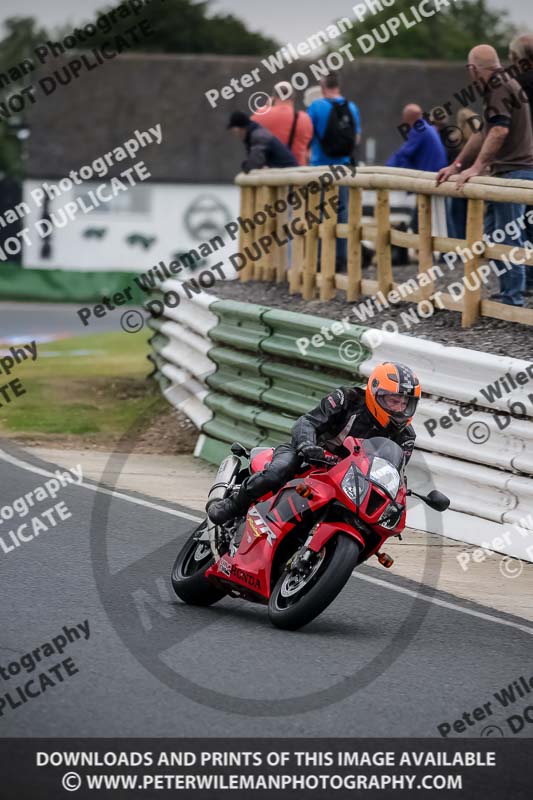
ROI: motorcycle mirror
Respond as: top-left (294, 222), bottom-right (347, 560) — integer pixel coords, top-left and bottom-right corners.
top-left (230, 442), bottom-right (249, 458)
top-left (425, 490), bottom-right (450, 512)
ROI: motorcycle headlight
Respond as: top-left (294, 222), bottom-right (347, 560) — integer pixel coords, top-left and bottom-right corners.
top-left (378, 503), bottom-right (403, 529)
top-left (369, 457), bottom-right (400, 499)
top-left (341, 464), bottom-right (369, 505)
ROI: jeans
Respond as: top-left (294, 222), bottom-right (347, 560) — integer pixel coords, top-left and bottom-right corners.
top-left (484, 169), bottom-right (533, 306)
top-left (447, 196), bottom-right (467, 240)
top-left (526, 205), bottom-right (533, 291)
top-left (336, 184), bottom-right (349, 269)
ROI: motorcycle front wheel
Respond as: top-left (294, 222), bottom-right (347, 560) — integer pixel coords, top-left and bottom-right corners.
top-left (171, 520), bottom-right (227, 606)
top-left (268, 533), bottom-right (361, 630)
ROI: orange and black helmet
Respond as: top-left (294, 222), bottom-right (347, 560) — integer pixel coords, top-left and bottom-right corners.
top-left (365, 362), bottom-right (421, 432)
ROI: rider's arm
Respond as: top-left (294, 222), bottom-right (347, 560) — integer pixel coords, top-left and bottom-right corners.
top-left (397, 424), bottom-right (416, 464)
top-left (291, 388), bottom-right (348, 450)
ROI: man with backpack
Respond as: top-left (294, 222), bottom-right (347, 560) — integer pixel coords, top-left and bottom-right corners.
top-left (251, 81), bottom-right (313, 166)
top-left (307, 74), bottom-right (361, 271)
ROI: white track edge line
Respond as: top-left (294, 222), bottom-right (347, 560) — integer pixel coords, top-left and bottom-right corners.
top-left (0, 449), bottom-right (203, 523)
top-left (4, 447), bottom-right (532, 635)
top-left (354, 571), bottom-right (533, 636)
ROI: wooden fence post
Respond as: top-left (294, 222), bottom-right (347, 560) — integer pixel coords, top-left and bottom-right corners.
top-left (417, 194), bottom-right (434, 301)
top-left (376, 188), bottom-right (394, 296)
top-left (462, 198), bottom-right (485, 327)
top-left (347, 187), bottom-right (363, 302)
top-left (238, 186), bottom-right (253, 283)
top-left (263, 185), bottom-right (276, 282)
top-left (302, 185), bottom-right (320, 300)
top-left (289, 186), bottom-right (305, 294)
top-left (275, 185), bottom-right (289, 283)
top-left (320, 184), bottom-right (338, 301)
top-left (252, 185), bottom-right (267, 281)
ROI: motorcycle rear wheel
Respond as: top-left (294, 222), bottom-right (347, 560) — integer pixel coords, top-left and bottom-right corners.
top-left (268, 533), bottom-right (361, 630)
top-left (171, 520), bottom-right (227, 606)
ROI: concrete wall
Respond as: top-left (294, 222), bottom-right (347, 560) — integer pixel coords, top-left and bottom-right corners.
top-left (27, 54), bottom-right (470, 185)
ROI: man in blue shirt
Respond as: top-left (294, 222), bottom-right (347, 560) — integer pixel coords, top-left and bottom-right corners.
top-left (307, 75), bottom-right (362, 167)
top-left (307, 74), bottom-right (362, 271)
top-left (387, 104), bottom-right (447, 171)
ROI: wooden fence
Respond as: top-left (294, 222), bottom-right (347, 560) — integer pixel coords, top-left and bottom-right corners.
top-left (235, 166), bottom-right (533, 328)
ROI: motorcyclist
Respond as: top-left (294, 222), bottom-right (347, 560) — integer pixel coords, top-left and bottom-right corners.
top-left (207, 361), bottom-right (420, 525)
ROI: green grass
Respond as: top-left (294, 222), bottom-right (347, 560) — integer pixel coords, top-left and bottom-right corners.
top-left (0, 330), bottom-right (166, 439)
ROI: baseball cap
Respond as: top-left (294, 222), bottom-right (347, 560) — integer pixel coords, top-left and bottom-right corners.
top-left (227, 111), bottom-right (250, 129)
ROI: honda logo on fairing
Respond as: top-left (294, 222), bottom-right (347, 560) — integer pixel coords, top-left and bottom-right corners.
top-left (248, 506), bottom-right (277, 546)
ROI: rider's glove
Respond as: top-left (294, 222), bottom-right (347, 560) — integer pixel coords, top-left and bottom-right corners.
top-left (298, 443), bottom-right (326, 463)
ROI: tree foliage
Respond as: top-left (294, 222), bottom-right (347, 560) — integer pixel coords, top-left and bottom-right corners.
top-left (87, 0), bottom-right (278, 55)
top-left (343, 0), bottom-right (517, 60)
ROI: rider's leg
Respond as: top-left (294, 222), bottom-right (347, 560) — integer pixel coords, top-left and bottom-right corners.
top-left (207, 443), bottom-right (299, 524)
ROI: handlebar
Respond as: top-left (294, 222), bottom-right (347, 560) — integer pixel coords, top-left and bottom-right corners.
top-left (306, 455), bottom-right (338, 467)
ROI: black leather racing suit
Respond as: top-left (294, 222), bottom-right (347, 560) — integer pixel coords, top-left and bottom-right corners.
top-left (239, 385), bottom-right (416, 506)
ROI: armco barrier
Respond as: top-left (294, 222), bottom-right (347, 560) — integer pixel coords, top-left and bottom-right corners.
top-left (147, 284), bottom-right (533, 563)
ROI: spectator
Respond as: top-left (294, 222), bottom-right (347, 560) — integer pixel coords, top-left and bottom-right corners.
top-left (509, 33), bottom-right (533, 295)
top-left (304, 86), bottom-right (322, 109)
top-left (227, 111), bottom-right (298, 173)
top-left (251, 81), bottom-right (313, 166)
top-left (307, 73), bottom-right (362, 271)
top-left (437, 44), bottom-right (533, 307)
top-left (387, 104), bottom-right (447, 171)
top-left (448, 108), bottom-right (482, 240)
top-left (430, 107), bottom-right (462, 164)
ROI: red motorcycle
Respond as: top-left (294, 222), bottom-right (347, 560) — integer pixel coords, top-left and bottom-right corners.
top-left (171, 436), bottom-right (449, 630)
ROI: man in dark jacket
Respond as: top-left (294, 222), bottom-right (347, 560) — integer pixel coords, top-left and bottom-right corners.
top-left (228, 111), bottom-right (298, 173)
top-left (509, 34), bottom-right (533, 294)
top-left (207, 362), bottom-right (420, 525)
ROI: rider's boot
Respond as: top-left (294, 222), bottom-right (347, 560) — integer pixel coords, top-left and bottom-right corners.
top-left (207, 483), bottom-right (250, 525)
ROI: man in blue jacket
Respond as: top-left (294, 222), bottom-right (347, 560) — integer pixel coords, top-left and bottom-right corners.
top-left (387, 104), bottom-right (447, 171)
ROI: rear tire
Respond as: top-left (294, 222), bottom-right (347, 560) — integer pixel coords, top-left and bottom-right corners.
top-left (268, 533), bottom-right (361, 630)
top-left (171, 521), bottom-right (227, 606)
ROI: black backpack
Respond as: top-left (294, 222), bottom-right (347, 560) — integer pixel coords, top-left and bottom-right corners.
top-left (319, 99), bottom-right (356, 158)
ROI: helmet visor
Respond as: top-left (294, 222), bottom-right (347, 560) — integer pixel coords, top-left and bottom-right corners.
top-left (376, 389), bottom-right (418, 418)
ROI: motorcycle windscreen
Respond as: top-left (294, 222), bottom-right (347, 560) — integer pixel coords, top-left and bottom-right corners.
top-left (361, 437), bottom-right (405, 471)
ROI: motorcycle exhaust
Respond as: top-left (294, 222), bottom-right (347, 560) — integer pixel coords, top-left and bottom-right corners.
top-left (206, 454), bottom-right (241, 507)
top-left (205, 454), bottom-right (241, 557)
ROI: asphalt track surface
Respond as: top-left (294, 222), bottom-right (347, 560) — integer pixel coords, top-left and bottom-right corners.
top-left (0, 302), bottom-right (130, 341)
top-left (1, 441), bottom-right (532, 739)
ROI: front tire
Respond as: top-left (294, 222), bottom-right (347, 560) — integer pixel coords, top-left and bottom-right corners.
top-left (171, 520), bottom-right (227, 606)
top-left (268, 533), bottom-right (361, 630)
